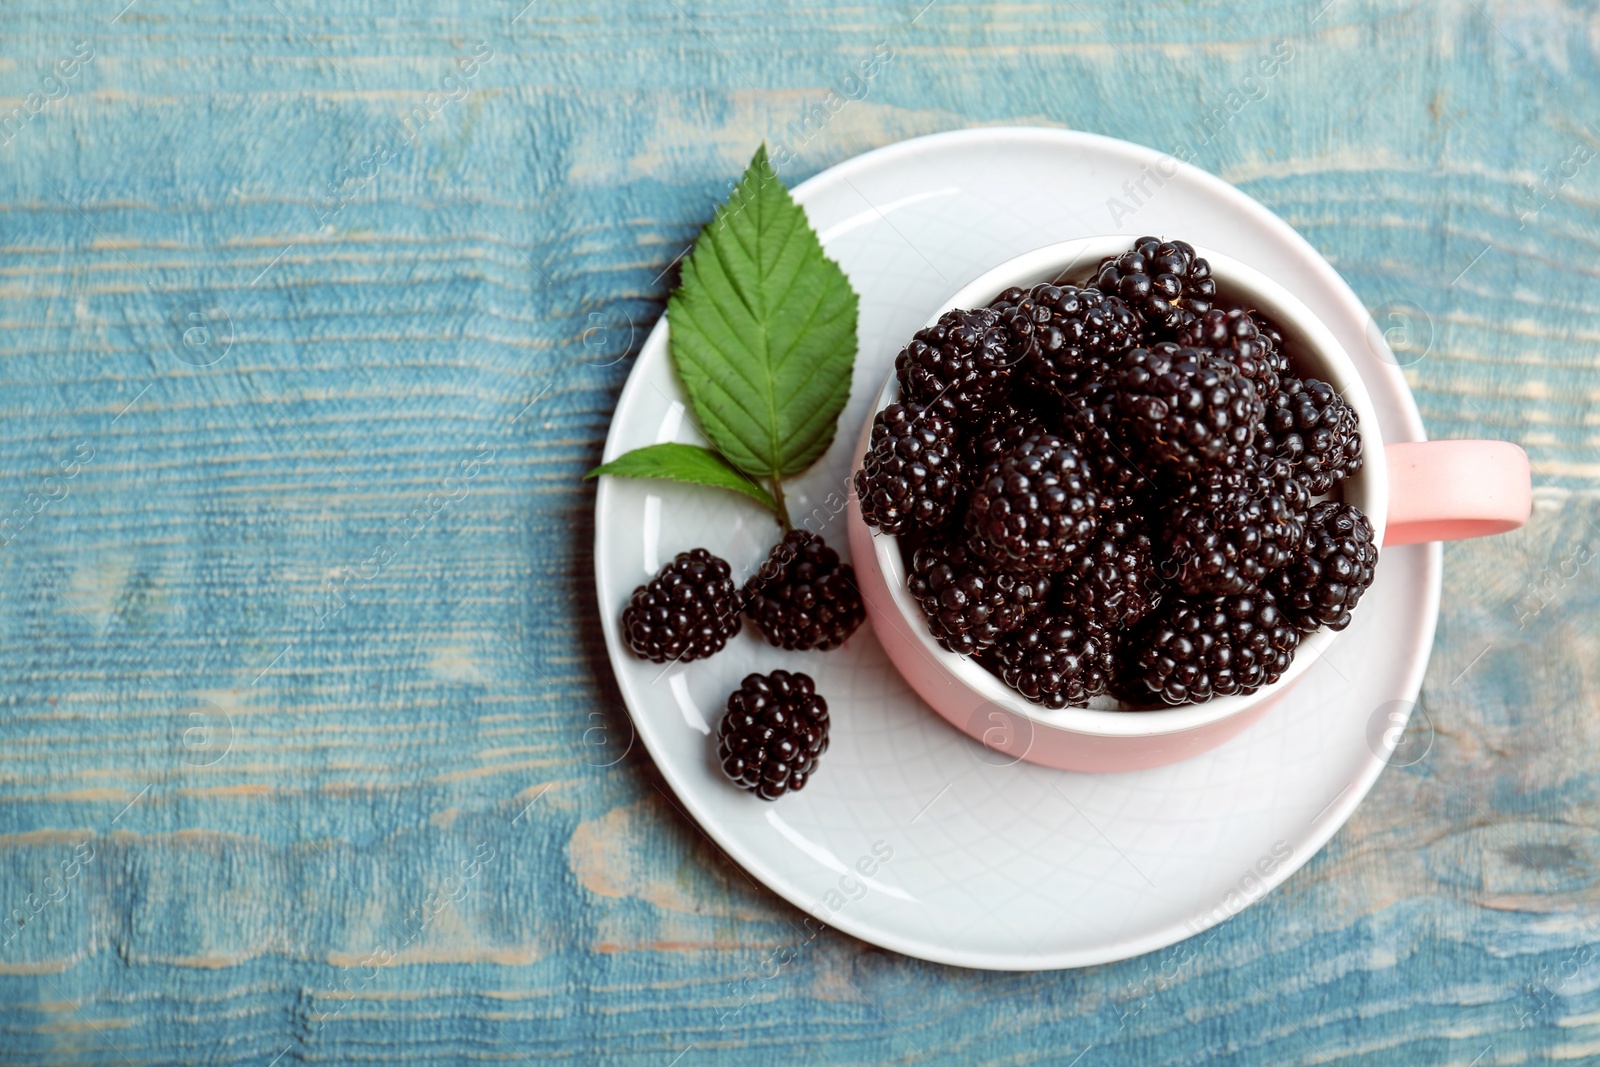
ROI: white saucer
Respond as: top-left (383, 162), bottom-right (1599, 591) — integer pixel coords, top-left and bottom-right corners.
top-left (593, 128), bottom-right (1439, 971)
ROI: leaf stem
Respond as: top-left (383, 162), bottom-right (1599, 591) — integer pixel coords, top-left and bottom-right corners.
top-left (770, 476), bottom-right (791, 530)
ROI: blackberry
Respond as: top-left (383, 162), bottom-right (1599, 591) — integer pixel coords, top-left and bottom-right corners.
top-left (965, 429), bottom-right (1100, 572)
top-left (1111, 343), bottom-right (1265, 478)
top-left (1176, 308), bottom-right (1288, 396)
top-left (856, 402), bottom-right (963, 534)
top-left (895, 308), bottom-right (1016, 424)
top-left (1057, 518), bottom-right (1159, 627)
top-left (744, 531), bottom-right (865, 651)
top-left (1130, 590), bottom-right (1302, 705)
top-left (621, 549), bottom-right (743, 663)
top-left (1176, 307), bottom-right (1251, 350)
top-left (716, 670), bottom-right (829, 800)
top-left (1268, 502), bottom-right (1378, 632)
top-left (907, 539), bottom-right (1051, 655)
top-left (989, 283), bottom-right (1140, 397)
top-left (989, 612), bottom-right (1114, 709)
top-left (1258, 378), bottom-right (1363, 494)
top-left (1160, 460), bottom-right (1310, 595)
top-left (1059, 378), bottom-right (1150, 507)
top-left (963, 409), bottom-right (1046, 477)
top-left (1093, 237), bottom-right (1217, 335)
top-left (1251, 312), bottom-right (1285, 354)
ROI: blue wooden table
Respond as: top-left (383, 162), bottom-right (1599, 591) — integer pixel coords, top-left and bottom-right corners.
top-left (1, 1), bottom-right (1597, 1063)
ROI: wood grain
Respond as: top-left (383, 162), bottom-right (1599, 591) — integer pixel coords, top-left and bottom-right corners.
top-left (0, 0), bottom-right (1598, 1063)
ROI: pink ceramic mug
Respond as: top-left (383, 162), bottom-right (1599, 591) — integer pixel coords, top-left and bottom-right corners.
top-left (847, 237), bottom-right (1531, 773)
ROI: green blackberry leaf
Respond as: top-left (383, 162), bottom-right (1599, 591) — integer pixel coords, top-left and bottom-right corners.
top-left (668, 144), bottom-right (858, 482)
top-left (586, 443), bottom-right (778, 513)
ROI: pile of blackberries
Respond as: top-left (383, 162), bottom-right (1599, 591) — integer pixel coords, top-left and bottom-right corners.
top-left (856, 237), bottom-right (1377, 708)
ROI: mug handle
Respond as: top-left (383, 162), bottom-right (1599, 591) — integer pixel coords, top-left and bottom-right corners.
top-left (1384, 441), bottom-right (1532, 546)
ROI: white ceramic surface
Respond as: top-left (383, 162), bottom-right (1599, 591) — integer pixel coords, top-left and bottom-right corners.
top-left (593, 128), bottom-right (1439, 971)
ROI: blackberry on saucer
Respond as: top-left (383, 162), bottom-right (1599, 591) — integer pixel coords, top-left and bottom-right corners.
top-left (856, 402), bottom-right (963, 535)
top-left (1093, 237), bottom-right (1217, 335)
top-left (716, 670), bottom-right (829, 800)
top-left (1111, 343), bottom-right (1265, 478)
top-left (1268, 501), bottom-right (1377, 632)
top-left (895, 308), bottom-right (1016, 425)
top-left (907, 539), bottom-right (1051, 656)
top-left (744, 531), bottom-right (864, 651)
top-left (1129, 590), bottom-right (1302, 705)
top-left (1258, 377), bottom-right (1363, 494)
top-left (621, 548), bottom-right (743, 663)
top-left (965, 429), bottom-right (1100, 573)
top-left (988, 612), bottom-right (1115, 709)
